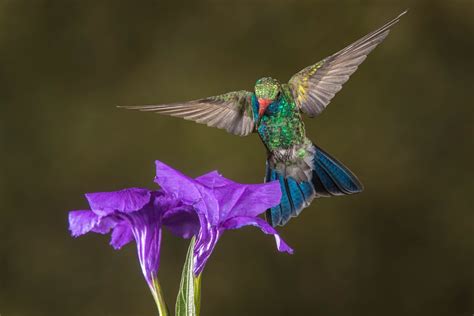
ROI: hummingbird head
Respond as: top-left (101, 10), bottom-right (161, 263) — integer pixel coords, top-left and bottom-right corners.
top-left (254, 77), bottom-right (281, 120)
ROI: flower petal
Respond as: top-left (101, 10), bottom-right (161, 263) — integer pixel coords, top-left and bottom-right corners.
top-left (195, 170), bottom-right (234, 188)
top-left (154, 161), bottom-right (201, 204)
top-left (211, 180), bottom-right (281, 220)
top-left (91, 216), bottom-right (117, 234)
top-left (119, 204), bottom-right (163, 287)
top-left (196, 171), bottom-right (281, 219)
top-left (163, 206), bottom-right (199, 239)
top-left (85, 188), bottom-right (151, 216)
top-left (155, 160), bottom-right (220, 225)
top-left (68, 210), bottom-right (100, 237)
top-left (222, 216), bottom-right (293, 254)
top-left (110, 222), bottom-right (133, 249)
top-left (193, 225), bottom-right (220, 275)
top-left (69, 210), bottom-right (118, 237)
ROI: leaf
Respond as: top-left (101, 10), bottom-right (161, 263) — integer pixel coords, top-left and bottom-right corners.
top-left (176, 237), bottom-right (201, 316)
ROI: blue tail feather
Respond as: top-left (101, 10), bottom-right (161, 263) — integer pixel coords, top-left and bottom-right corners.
top-left (313, 145), bottom-right (364, 195)
top-left (278, 174), bottom-right (293, 222)
top-left (313, 162), bottom-right (345, 196)
top-left (265, 162), bottom-right (315, 226)
top-left (265, 144), bottom-right (363, 227)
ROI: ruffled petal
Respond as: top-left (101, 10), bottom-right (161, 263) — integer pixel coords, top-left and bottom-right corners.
top-left (85, 188), bottom-right (151, 216)
top-left (155, 161), bottom-right (220, 225)
top-left (154, 161), bottom-right (202, 204)
top-left (91, 216), bottom-right (118, 234)
top-left (222, 216), bottom-right (293, 254)
top-left (195, 171), bottom-right (234, 188)
top-left (211, 181), bottom-right (281, 220)
top-left (196, 170), bottom-right (281, 220)
top-left (110, 222), bottom-right (133, 249)
top-left (68, 210), bottom-right (100, 237)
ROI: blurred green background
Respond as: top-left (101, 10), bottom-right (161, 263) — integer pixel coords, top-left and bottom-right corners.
top-left (1, 1), bottom-right (473, 315)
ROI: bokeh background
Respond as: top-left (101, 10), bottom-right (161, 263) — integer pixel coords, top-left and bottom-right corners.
top-left (1, 1), bottom-right (473, 315)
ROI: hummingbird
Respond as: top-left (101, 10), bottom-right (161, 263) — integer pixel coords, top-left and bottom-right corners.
top-left (120, 11), bottom-right (406, 227)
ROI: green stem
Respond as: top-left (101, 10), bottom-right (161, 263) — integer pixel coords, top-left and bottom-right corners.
top-left (151, 275), bottom-right (169, 316)
top-left (194, 273), bottom-right (202, 315)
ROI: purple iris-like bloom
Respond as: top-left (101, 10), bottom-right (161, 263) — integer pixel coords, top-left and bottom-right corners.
top-left (69, 159), bottom-right (292, 291)
top-left (68, 188), bottom-right (198, 291)
top-left (154, 161), bottom-right (293, 275)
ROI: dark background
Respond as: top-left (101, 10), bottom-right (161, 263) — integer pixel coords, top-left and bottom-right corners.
top-left (1, 1), bottom-right (473, 315)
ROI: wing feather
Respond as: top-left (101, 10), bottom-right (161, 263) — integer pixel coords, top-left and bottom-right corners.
top-left (119, 90), bottom-right (255, 136)
top-left (288, 10), bottom-right (406, 117)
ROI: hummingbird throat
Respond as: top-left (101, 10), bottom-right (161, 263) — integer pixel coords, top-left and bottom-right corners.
top-left (258, 98), bottom-right (272, 118)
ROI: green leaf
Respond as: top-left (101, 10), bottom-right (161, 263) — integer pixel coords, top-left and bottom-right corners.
top-left (176, 237), bottom-right (201, 316)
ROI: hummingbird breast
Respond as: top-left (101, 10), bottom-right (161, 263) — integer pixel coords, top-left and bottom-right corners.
top-left (256, 89), bottom-right (306, 151)
top-left (255, 89), bottom-right (312, 182)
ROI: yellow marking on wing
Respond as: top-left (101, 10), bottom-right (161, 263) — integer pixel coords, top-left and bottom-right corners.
top-left (297, 85), bottom-right (307, 103)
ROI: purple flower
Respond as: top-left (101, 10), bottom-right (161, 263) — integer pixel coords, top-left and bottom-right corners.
top-left (154, 161), bottom-right (293, 275)
top-left (68, 188), bottom-right (198, 293)
top-left (68, 158), bottom-right (293, 302)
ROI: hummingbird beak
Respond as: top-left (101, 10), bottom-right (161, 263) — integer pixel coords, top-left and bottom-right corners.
top-left (257, 98), bottom-right (272, 123)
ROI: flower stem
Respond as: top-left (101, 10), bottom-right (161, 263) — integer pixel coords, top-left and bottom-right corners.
top-left (194, 273), bottom-right (202, 315)
top-left (151, 275), bottom-right (169, 316)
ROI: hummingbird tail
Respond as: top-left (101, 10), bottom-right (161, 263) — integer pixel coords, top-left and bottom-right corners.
top-left (265, 144), bottom-right (363, 227)
top-left (264, 163), bottom-right (315, 227)
top-left (311, 144), bottom-right (364, 197)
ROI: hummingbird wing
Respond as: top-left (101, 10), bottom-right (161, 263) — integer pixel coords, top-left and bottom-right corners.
top-left (288, 10), bottom-right (406, 117)
top-left (119, 90), bottom-right (255, 136)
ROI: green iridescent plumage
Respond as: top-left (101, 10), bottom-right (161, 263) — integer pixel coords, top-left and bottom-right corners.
top-left (257, 84), bottom-right (305, 151)
top-left (255, 77), bottom-right (280, 101)
top-left (119, 11), bottom-right (406, 226)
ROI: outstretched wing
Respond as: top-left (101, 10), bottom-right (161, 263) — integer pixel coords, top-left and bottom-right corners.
top-left (288, 10), bottom-right (406, 117)
top-left (119, 90), bottom-right (255, 136)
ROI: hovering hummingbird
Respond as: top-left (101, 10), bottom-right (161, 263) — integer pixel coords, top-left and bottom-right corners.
top-left (120, 11), bottom-right (406, 227)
